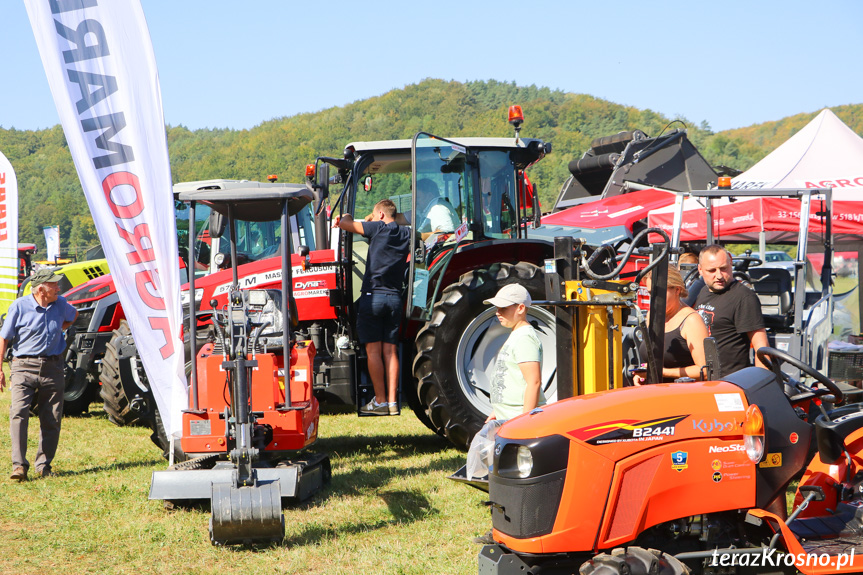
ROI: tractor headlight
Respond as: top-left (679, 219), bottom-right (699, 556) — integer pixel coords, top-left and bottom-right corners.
top-left (495, 434), bottom-right (569, 479)
top-left (516, 445), bottom-right (533, 478)
top-left (744, 435), bottom-right (765, 464)
top-left (743, 404), bottom-right (766, 463)
top-left (180, 289), bottom-right (204, 306)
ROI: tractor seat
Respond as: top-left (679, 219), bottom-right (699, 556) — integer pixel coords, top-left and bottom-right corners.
top-left (748, 268), bottom-right (793, 330)
top-left (814, 403), bottom-right (863, 464)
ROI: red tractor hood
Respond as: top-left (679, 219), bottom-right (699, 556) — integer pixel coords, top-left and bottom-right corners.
top-left (541, 189), bottom-right (675, 231)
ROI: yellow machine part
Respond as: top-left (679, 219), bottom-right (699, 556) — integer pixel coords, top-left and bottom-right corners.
top-left (566, 280), bottom-right (635, 396)
top-left (20, 259), bottom-right (110, 296)
top-left (57, 259), bottom-right (110, 287)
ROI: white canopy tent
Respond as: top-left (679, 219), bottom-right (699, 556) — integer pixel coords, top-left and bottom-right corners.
top-left (733, 108), bottom-right (863, 192)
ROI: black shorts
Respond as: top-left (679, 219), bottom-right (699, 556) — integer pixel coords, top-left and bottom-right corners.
top-left (356, 292), bottom-right (402, 345)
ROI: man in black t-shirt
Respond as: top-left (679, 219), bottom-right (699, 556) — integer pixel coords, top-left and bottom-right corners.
top-left (694, 245), bottom-right (768, 377)
top-left (336, 199), bottom-right (411, 415)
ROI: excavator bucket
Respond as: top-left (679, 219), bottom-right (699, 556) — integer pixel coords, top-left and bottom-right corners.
top-left (209, 480), bottom-right (284, 546)
top-left (150, 455), bottom-right (330, 545)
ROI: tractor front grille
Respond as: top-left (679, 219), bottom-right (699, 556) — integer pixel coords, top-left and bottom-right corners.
top-left (72, 308), bottom-right (94, 332)
top-left (489, 469), bottom-right (566, 538)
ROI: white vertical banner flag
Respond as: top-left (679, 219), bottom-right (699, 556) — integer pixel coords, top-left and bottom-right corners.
top-left (43, 225), bottom-right (60, 263)
top-left (0, 150), bottom-right (18, 318)
top-left (26, 0), bottom-right (186, 436)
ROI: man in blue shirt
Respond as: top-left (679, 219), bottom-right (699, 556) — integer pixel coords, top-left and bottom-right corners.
top-left (335, 199), bottom-right (411, 415)
top-left (0, 268), bottom-right (77, 481)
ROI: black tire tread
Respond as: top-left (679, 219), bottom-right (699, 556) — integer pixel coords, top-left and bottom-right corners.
top-left (99, 320), bottom-right (152, 427)
top-left (61, 355), bottom-right (99, 417)
top-left (151, 404), bottom-right (187, 463)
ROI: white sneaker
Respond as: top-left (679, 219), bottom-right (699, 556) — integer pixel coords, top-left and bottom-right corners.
top-left (360, 399), bottom-right (390, 415)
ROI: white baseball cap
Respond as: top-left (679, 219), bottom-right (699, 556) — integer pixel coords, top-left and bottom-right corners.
top-left (483, 284), bottom-right (532, 308)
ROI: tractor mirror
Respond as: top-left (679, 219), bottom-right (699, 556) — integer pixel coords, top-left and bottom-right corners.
top-left (209, 211), bottom-right (227, 239)
top-left (314, 163), bottom-right (330, 217)
top-left (532, 184), bottom-right (542, 228)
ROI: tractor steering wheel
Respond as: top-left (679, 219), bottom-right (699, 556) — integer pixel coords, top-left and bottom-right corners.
top-left (755, 346), bottom-right (844, 405)
top-left (733, 253), bottom-right (763, 269)
top-left (683, 266), bottom-right (700, 287)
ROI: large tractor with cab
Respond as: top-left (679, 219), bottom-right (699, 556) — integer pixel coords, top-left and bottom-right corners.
top-left (307, 124), bottom-right (555, 448)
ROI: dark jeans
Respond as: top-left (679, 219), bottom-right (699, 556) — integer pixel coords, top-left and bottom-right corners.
top-left (9, 357), bottom-right (65, 472)
top-left (356, 292), bottom-right (402, 344)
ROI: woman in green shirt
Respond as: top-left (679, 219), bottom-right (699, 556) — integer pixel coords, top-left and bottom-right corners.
top-left (483, 283), bottom-right (545, 422)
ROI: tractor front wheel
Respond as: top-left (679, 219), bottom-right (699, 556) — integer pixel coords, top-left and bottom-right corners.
top-left (61, 349), bottom-right (99, 416)
top-left (412, 262), bottom-right (557, 450)
top-left (580, 547), bottom-right (690, 574)
top-left (100, 320), bottom-right (154, 427)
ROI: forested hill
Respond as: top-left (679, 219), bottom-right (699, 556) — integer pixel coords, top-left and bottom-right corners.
top-left (2, 78), bottom-right (862, 255)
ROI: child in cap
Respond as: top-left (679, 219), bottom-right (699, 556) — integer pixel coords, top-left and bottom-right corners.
top-left (484, 283), bottom-right (545, 422)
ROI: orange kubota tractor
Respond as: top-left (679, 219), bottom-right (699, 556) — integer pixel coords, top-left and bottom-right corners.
top-left (148, 184), bottom-right (329, 545)
top-left (478, 232), bottom-right (863, 574)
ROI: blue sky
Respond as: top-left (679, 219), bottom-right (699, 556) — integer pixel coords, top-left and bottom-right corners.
top-left (3, 1), bottom-right (861, 133)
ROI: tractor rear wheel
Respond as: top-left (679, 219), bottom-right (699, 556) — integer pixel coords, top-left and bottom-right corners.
top-left (579, 547), bottom-right (690, 574)
top-left (100, 320), bottom-right (154, 427)
top-left (100, 320), bottom-right (191, 461)
top-left (412, 262), bottom-right (557, 450)
top-left (150, 402), bottom-right (187, 463)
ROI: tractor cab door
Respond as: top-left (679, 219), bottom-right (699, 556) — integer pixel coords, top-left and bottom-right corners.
top-left (406, 133), bottom-right (474, 322)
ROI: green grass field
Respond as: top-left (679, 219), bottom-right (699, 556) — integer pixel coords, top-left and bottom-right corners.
top-left (0, 381), bottom-right (489, 575)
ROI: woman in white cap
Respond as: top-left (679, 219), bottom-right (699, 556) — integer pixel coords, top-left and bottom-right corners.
top-left (483, 283), bottom-right (545, 422)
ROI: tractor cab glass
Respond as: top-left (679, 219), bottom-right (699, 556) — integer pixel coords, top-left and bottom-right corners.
top-left (344, 163), bottom-right (412, 304)
top-left (176, 199), bottom-right (315, 277)
top-left (334, 135), bottom-right (531, 323)
top-left (479, 150), bottom-right (518, 239)
top-left (175, 199), bottom-right (213, 278)
top-left (341, 137), bottom-right (472, 310)
top-left (407, 133), bottom-right (473, 321)
top-left (292, 201), bottom-right (316, 251)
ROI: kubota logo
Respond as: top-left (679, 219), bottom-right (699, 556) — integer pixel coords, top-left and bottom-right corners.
top-left (693, 419), bottom-right (737, 433)
top-left (709, 444), bottom-right (745, 453)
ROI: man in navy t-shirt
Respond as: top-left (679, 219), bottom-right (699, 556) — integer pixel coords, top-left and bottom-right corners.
top-left (694, 245), bottom-right (768, 377)
top-left (336, 199), bottom-right (411, 415)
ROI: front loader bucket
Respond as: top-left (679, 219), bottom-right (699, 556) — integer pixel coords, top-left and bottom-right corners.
top-left (209, 480), bottom-right (284, 545)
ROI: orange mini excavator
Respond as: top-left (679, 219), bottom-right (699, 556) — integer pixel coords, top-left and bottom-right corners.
top-left (149, 184), bottom-right (329, 545)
